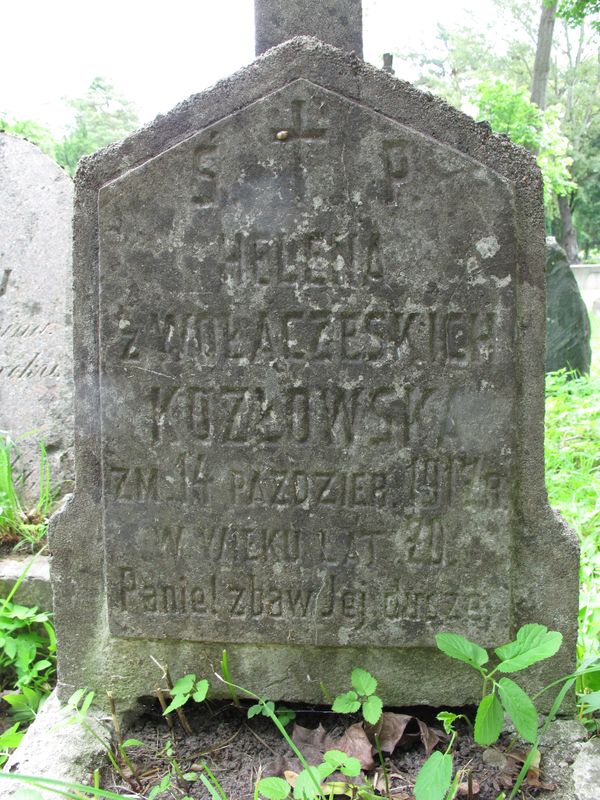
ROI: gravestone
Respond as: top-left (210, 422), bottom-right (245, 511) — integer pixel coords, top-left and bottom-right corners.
top-left (0, 133), bottom-right (74, 502)
top-left (545, 237), bottom-right (591, 375)
top-left (51, 1), bottom-right (578, 710)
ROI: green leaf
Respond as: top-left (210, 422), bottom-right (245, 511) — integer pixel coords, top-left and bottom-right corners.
top-left (123, 738), bottom-right (144, 747)
top-left (498, 678), bottom-right (538, 743)
top-left (0, 722), bottom-right (23, 749)
top-left (414, 751), bottom-right (453, 800)
top-left (362, 695), bottom-right (383, 725)
top-left (79, 690), bottom-right (95, 718)
top-left (257, 776), bottom-right (291, 800)
top-left (183, 772), bottom-right (199, 781)
top-left (351, 668), bottom-right (377, 697)
top-left (474, 692), bottom-right (504, 746)
top-left (495, 625), bottom-right (562, 673)
top-left (435, 632), bottom-right (489, 669)
top-left (294, 766), bottom-right (326, 800)
top-left (163, 693), bottom-right (189, 715)
top-left (192, 678), bottom-right (209, 703)
top-left (580, 690), bottom-right (600, 713)
top-left (247, 703), bottom-right (263, 718)
top-left (436, 711), bottom-right (460, 735)
top-left (323, 750), bottom-right (361, 778)
top-left (67, 688), bottom-right (85, 708)
top-left (171, 673), bottom-right (196, 695)
top-left (332, 690), bottom-right (360, 714)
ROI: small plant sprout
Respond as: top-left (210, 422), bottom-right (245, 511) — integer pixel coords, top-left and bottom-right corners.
top-left (332, 668), bottom-right (383, 724)
top-left (247, 700), bottom-right (296, 727)
top-left (162, 673), bottom-right (209, 715)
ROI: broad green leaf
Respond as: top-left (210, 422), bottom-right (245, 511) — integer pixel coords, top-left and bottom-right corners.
top-left (294, 766), bottom-right (326, 800)
top-left (495, 625), bottom-right (562, 672)
top-left (192, 678), bottom-right (209, 702)
top-left (171, 673), bottom-right (196, 695)
top-left (3, 635), bottom-right (16, 659)
top-left (498, 678), bottom-right (538, 743)
top-left (257, 777), bottom-right (291, 800)
top-left (183, 772), bottom-right (198, 780)
top-left (123, 738), bottom-right (144, 747)
top-left (435, 632), bottom-right (488, 669)
top-left (332, 690), bottom-right (360, 714)
top-left (323, 750), bottom-right (361, 777)
top-left (0, 722), bottom-right (23, 749)
top-left (247, 703), bottom-right (263, 718)
top-left (163, 693), bottom-right (189, 715)
top-left (414, 751), bottom-right (453, 800)
top-left (362, 695), bottom-right (383, 725)
top-left (474, 693), bottom-right (504, 746)
top-left (580, 690), bottom-right (600, 713)
top-left (351, 668), bottom-right (377, 697)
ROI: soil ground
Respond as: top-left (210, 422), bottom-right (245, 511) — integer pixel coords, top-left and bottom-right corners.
top-left (102, 700), bottom-right (568, 799)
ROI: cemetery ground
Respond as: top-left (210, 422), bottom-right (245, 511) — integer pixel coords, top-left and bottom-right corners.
top-left (0, 319), bottom-right (597, 798)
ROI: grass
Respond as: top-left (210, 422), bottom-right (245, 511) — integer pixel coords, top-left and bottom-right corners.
top-left (545, 314), bottom-right (600, 668)
top-left (0, 436), bottom-right (54, 552)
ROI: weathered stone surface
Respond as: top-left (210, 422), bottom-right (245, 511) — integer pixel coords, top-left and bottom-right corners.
top-left (1, 690), bottom-right (110, 800)
top-left (0, 553), bottom-right (51, 611)
top-left (50, 37), bottom-right (578, 710)
top-left (0, 133), bottom-right (74, 500)
top-left (545, 237), bottom-right (591, 375)
top-left (255, 0), bottom-right (363, 56)
top-left (539, 720), bottom-right (600, 800)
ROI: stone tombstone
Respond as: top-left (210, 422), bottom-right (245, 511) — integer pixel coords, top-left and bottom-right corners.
top-left (545, 237), bottom-right (591, 375)
top-left (0, 133), bottom-right (74, 502)
top-left (51, 18), bottom-right (578, 708)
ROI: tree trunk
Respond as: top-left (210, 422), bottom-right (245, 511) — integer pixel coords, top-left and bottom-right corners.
top-left (558, 194), bottom-right (581, 263)
top-left (531, 1), bottom-right (558, 109)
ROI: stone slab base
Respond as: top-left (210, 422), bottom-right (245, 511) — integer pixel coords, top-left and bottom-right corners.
top-left (0, 555), bottom-right (52, 611)
top-left (1, 690), bottom-right (110, 799)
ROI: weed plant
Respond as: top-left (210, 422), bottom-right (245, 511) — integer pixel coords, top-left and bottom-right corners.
top-left (544, 315), bottom-right (600, 672)
top-left (0, 435), bottom-right (54, 551)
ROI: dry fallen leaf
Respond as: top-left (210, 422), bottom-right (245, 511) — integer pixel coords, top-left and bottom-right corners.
top-left (329, 722), bottom-right (376, 770)
top-left (416, 719), bottom-right (442, 756)
top-left (365, 713), bottom-right (414, 752)
top-left (292, 723), bottom-right (328, 750)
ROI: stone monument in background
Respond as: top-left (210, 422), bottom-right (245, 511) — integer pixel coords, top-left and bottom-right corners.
top-left (545, 236), bottom-right (591, 375)
top-left (0, 133), bottom-right (74, 502)
top-left (51, 0), bottom-right (578, 709)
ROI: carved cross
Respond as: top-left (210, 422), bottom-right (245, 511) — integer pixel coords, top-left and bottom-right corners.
top-left (272, 100), bottom-right (328, 199)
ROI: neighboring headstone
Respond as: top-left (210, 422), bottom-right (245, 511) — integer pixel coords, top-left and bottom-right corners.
top-left (51, 25), bottom-right (578, 709)
top-left (255, 0), bottom-right (363, 56)
top-left (0, 133), bottom-right (74, 502)
top-left (382, 53), bottom-right (395, 75)
top-left (545, 237), bottom-right (591, 375)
